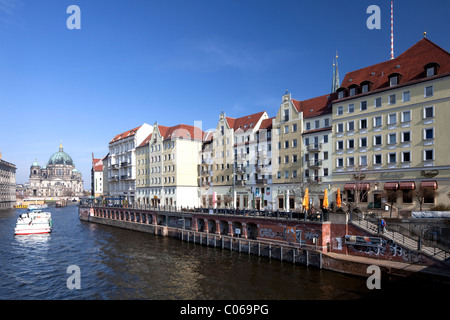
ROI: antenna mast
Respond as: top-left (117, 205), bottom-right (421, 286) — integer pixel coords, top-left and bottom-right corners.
top-left (390, 1), bottom-right (394, 60)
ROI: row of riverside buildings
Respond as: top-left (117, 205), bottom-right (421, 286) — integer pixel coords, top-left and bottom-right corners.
top-left (0, 151), bottom-right (16, 210)
top-left (92, 38), bottom-right (450, 215)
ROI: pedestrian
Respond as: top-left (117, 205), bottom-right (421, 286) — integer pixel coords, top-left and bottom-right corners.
top-left (381, 218), bottom-right (386, 234)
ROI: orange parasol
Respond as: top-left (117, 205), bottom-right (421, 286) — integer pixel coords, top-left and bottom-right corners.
top-left (302, 188), bottom-right (309, 210)
top-left (336, 189), bottom-right (342, 207)
top-left (323, 189), bottom-right (329, 208)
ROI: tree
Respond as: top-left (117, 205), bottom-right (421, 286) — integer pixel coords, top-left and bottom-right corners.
top-left (414, 187), bottom-right (436, 211)
top-left (385, 189), bottom-right (399, 218)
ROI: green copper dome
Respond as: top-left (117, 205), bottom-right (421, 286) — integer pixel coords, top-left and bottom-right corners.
top-left (48, 144), bottom-right (74, 166)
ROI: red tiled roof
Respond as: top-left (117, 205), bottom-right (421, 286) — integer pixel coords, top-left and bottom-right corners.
top-left (259, 117), bottom-right (274, 130)
top-left (338, 38), bottom-right (450, 94)
top-left (93, 158), bottom-right (103, 172)
top-left (292, 93), bottom-right (337, 118)
top-left (164, 124), bottom-right (204, 141)
top-left (226, 111), bottom-right (267, 132)
top-left (138, 133), bottom-right (153, 148)
top-left (110, 126), bottom-right (142, 143)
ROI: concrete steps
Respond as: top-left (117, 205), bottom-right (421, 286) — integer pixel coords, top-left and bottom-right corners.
top-left (350, 219), bottom-right (449, 262)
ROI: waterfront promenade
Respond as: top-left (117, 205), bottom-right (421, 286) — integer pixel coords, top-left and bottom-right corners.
top-left (79, 201), bottom-right (450, 283)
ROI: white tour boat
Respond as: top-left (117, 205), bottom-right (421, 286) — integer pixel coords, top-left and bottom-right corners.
top-left (28, 204), bottom-right (48, 210)
top-left (14, 209), bottom-right (53, 235)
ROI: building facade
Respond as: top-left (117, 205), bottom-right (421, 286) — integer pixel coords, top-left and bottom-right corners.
top-left (108, 123), bottom-right (153, 203)
top-left (91, 156), bottom-right (104, 198)
top-left (0, 153), bottom-right (16, 209)
top-left (28, 144), bottom-right (83, 198)
top-left (331, 38), bottom-right (450, 212)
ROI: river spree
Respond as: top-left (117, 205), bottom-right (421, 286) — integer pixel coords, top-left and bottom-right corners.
top-left (0, 205), bottom-right (447, 300)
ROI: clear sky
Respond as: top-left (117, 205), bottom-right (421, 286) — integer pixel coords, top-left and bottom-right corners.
top-left (0, 0), bottom-right (449, 189)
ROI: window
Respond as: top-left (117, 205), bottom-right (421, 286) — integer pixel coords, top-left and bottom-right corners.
top-left (338, 91), bottom-right (344, 99)
top-left (323, 134), bottom-right (328, 143)
top-left (324, 118), bottom-right (330, 127)
top-left (323, 151), bottom-right (328, 160)
top-left (284, 109), bottom-right (289, 121)
top-left (347, 139), bottom-right (355, 149)
top-left (360, 155), bottom-right (368, 166)
top-left (388, 113), bottom-right (397, 125)
top-left (284, 171), bottom-right (289, 179)
top-left (374, 135), bottom-right (382, 146)
top-left (306, 122), bottom-right (311, 130)
top-left (284, 155), bottom-right (289, 163)
top-left (424, 106), bottom-right (434, 119)
top-left (347, 157), bottom-right (355, 167)
top-left (403, 190), bottom-right (413, 203)
top-left (362, 84), bottom-right (369, 93)
top-left (284, 125), bottom-right (289, 133)
top-left (402, 151), bottom-right (411, 162)
top-left (424, 149), bottom-right (434, 161)
top-left (375, 97), bottom-right (382, 108)
top-left (337, 140), bottom-right (344, 150)
top-left (292, 155), bottom-right (297, 162)
top-left (401, 131), bottom-right (411, 143)
top-left (424, 128), bottom-right (434, 140)
top-left (336, 123), bottom-right (344, 133)
top-left (324, 168), bottom-right (329, 176)
top-left (388, 94), bottom-right (396, 105)
top-left (401, 110), bottom-right (411, 122)
top-left (374, 154), bottom-right (382, 165)
top-left (292, 170), bottom-right (297, 178)
top-left (337, 158), bottom-right (344, 167)
top-left (425, 85), bottom-right (433, 97)
top-left (374, 116), bottom-right (382, 127)
top-left (350, 87), bottom-right (356, 96)
top-left (284, 140), bottom-right (289, 148)
top-left (337, 106), bottom-right (343, 115)
top-left (315, 120), bottom-right (320, 129)
top-left (360, 101), bottom-right (367, 111)
top-left (360, 137), bottom-right (367, 148)
top-left (388, 133), bottom-right (397, 144)
top-left (292, 124), bottom-right (297, 132)
top-left (292, 139), bottom-right (297, 148)
top-left (427, 67), bottom-right (435, 77)
top-left (360, 118), bottom-right (368, 129)
top-left (276, 127), bottom-right (281, 135)
top-left (390, 76), bottom-right (398, 86)
top-left (388, 152), bottom-right (397, 163)
top-left (277, 171), bottom-right (281, 179)
top-left (347, 121), bottom-right (355, 131)
top-left (348, 104), bottom-right (355, 113)
top-left (402, 91), bottom-right (410, 102)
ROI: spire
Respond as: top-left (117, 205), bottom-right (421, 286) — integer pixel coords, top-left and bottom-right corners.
top-left (59, 141), bottom-right (63, 152)
top-left (331, 52), bottom-right (340, 93)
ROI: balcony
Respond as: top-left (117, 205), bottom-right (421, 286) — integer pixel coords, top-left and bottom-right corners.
top-left (307, 160), bottom-right (322, 168)
top-left (255, 178), bottom-right (268, 185)
top-left (306, 143), bottom-right (322, 152)
top-left (306, 176), bottom-right (323, 183)
top-left (235, 180), bottom-right (246, 187)
top-left (121, 161), bottom-right (130, 167)
top-left (109, 176), bottom-right (119, 181)
top-left (235, 165), bottom-right (246, 174)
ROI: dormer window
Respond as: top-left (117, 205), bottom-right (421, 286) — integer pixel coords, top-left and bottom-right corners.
top-left (424, 62), bottom-right (439, 77)
top-left (362, 84), bottom-right (369, 93)
top-left (337, 88), bottom-right (346, 99)
top-left (349, 86), bottom-right (357, 96)
top-left (388, 73), bottom-right (402, 87)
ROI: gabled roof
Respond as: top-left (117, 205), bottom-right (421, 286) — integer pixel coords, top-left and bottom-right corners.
top-left (93, 158), bottom-right (103, 172)
top-left (259, 117), bottom-right (274, 130)
top-left (225, 111), bottom-right (266, 132)
top-left (164, 124), bottom-right (204, 141)
top-left (291, 93), bottom-right (337, 118)
top-left (110, 126), bottom-right (142, 143)
top-left (138, 133), bottom-right (153, 148)
top-left (338, 38), bottom-right (450, 94)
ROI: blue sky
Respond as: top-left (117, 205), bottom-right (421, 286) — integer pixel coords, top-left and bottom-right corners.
top-left (0, 0), bottom-right (449, 189)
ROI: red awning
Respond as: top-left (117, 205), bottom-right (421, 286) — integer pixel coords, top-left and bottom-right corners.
top-left (399, 181), bottom-right (415, 190)
top-left (344, 183), bottom-right (355, 191)
top-left (344, 183), bottom-right (370, 191)
top-left (384, 182), bottom-right (399, 190)
top-left (421, 181), bottom-right (438, 189)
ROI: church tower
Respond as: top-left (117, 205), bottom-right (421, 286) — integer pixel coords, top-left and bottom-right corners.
top-left (331, 52), bottom-right (340, 93)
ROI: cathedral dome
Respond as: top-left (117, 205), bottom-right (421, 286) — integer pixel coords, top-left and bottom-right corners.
top-left (48, 144), bottom-right (74, 166)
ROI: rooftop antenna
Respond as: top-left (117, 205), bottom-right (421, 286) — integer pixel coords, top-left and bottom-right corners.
top-left (390, 1), bottom-right (394, 60)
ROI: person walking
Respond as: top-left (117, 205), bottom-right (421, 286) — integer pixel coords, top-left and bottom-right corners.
top-left (380, 218), bottom-right (386, 234)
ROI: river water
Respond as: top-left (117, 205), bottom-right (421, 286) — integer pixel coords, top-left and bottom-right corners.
top-left (0, 205), bottom-right (447, 301)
